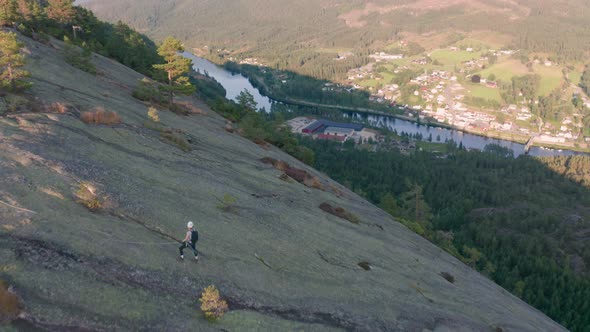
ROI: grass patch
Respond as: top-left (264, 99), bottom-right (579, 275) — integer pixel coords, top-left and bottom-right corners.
top-left (429, 49), bottom-right (481, 66)
top-left (416, 141), bottom-right (448, 153)
top-left (216, 193), bottom-right (237, 213)
top-left (319, 202), bottom-right (360, 224)
top-left (464, 83), bottom-right (502, 102)
top-left (75, 182), bottom-right (104, 211)
top-left (359, 79), bottom-right (378, 88)
top-left (261, 157), bottom-right (323, 190)
top-left (161, 131), bottom-right (191, 152)
top-left (569, 70), bottom-right (581, 86)
top-left (478, 59), bottom-right (529, 83)
top-left (534, 64), bottom-right (563, 96)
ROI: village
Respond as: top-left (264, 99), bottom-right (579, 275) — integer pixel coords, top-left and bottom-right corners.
top-left (218, 39), bottom-right (590, 151)
top-left (338, 44), bottom-right (590, 149)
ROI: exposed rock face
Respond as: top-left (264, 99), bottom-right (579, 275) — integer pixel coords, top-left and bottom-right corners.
top-left (0, 35), bottom-right (566, 331)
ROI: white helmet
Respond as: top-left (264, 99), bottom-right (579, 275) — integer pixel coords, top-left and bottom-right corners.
top-left (187, 221), bottom-right (194, 228)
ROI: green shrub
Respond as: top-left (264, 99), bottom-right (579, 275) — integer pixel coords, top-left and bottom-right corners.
top-left (132, 78), bottom-right (167, 105)
top-left (217, 193), bottom-right (237, 212)
top-left (161, 131), bottom-right (191, 152)
top-left (64, 38), bottom-right (97, 75)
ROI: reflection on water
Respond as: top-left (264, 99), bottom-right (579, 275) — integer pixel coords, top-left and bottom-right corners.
top-left (188, 53), bottom-right (585, 158)
top-left (184, 52), bottom-right (273, 111)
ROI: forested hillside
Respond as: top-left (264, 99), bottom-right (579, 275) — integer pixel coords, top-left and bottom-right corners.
top-left (84, 0), bottom-right (590, 79)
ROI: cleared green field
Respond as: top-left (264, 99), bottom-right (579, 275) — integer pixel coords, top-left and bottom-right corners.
top-left (430, 49), bottom-right (481, 65)
top-left (417, 140), bottom-right (448, 153)
top-left (316, 47), bottom-right (352, 54)
top-left (380, 72), bottom-right (395, 83)
top-left (534, 64), bottom-right (563, 96)
top-left (465, 83), bottom-right (502, 102)
top-left (478, 59), bottom-right (529, 82)
top-left (570, 70), bottom-right (582, 86)
top-left (359, 79), bottom-right (379, 88)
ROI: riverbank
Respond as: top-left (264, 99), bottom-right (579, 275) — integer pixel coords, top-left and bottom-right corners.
top-left (188, 53), bottom-right (589, 155)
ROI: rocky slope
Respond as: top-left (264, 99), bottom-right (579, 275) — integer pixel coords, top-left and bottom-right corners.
top-left (0, 35), bottom-right (566, 331)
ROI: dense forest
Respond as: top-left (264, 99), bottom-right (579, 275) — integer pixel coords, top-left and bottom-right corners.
top-left (299, 138), bottom-right (590, 331)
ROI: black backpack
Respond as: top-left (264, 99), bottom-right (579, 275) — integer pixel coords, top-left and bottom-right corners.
top-left (190, 230), bottom-right (199, 245)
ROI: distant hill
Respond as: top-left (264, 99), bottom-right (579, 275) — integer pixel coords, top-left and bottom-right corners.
top-left (83, 0), bottom-right (590, 72)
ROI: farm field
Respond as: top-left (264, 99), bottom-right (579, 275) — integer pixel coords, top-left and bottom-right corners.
top-left (429, 49), bottom-right (482, 65)
top-left (534, 64), bottom-right (563, 96)
top-left (478, 59), bottom-right (529, 82)
top-left (464, 83), bottom-right (502, 102)
top-left (569, 70), bottom-right (582, 86)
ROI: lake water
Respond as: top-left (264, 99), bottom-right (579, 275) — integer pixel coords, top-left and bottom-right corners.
top-left (187, 53), bottom-right (584, 157)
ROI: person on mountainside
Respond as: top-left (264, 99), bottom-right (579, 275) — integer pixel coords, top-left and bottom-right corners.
top-left (179, 221), bottom-right (199, 261)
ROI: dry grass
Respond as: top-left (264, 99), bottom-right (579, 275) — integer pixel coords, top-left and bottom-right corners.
top-left (0, 280), bottom-right (21, 323)
top-left (161, 131), bottom-right (191, 152)
top-left (224, 123), bottom-right (235, 133)
top-left (48, 102), bottom-right (70, 113)
top-left (261, 157), bottom-right (324, 190)
top-left (75, 182), bottom-right (103, 211)
top-left (80, 107), bottom-right (121, 125)
top-left (319, 202), bottom-right (360, 224)
top-left (175, 101), bottom-right (206, 115)
top-left (40, 187), bottom-right (65, 200)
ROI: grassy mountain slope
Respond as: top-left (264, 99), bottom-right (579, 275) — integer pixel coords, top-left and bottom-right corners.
top-left (0, 34), bottom-right (566, 331)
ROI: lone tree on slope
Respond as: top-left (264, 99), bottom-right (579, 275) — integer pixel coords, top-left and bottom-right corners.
top-left (0, 30), bottom-right (31, 91)
top-left (153, 36), bottom-right (195, 105)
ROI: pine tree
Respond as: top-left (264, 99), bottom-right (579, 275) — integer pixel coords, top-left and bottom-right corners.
top-left (236, 89), bottom-right (257, 111)
top-left (29, 0), bottom-right (44, 28)
top-left (0, 0), bottom-right (19, 26)
top-left (152, 36), bottom-right (195, 105)
top-left (16, 0), bottom-right (31, 22)
top-left (46, 0), bottom-right (75, 25)
top-left (379, 192), bottom-right (400, 217)
top-left (0, 30), bottom-right (31, 91)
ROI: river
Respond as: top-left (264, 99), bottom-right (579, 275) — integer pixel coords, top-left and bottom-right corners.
top-left (187, 53), bottom-right (584, 157)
